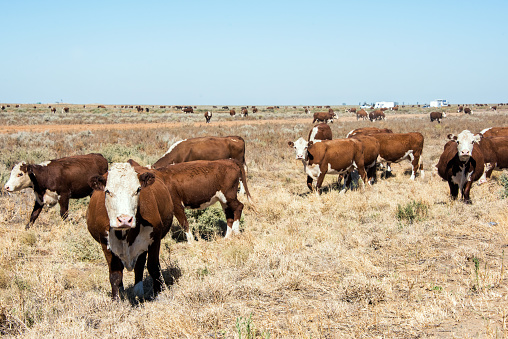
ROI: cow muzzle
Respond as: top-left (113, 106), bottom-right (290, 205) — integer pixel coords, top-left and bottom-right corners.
top-left (114, 215), bottom-right (135, 229)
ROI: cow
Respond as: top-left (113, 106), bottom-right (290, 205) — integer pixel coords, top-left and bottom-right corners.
top-left (360, 132), bottom-right (424, 180)
top-left (328, 108), bottom-right (335, 115)
top-left (303, 139), bottom-right (367, 193)
top-left (369, 110), bottom-right (385, 121)
top-left (204, 111), bottom-right (212, 123)
top-left (312, 111), bottom-right (336, 124)
top-left (304, 108), bottom-right (310, 114)
top-left (4, 153), bottom-right (108, 228)
top-left (229, 108), bottom-right (236, 116)
top-left (183, 107), bottom-right (194, 113)
top-left (87, 163), bottom-right (174, 299)
top-left (51, 107), bottom-right (56, 113)
top-left (130, 159), bottom-right (251, 241)
top-left (436, 130), bottom-right (484, 203)
top-left (457, 106), bottom-right (464, 113)
top-left (491, 106), bottom-right (497, 111)
top-left (346, 127), bottom-right (393, 138)
top-left (480, 127), bottom-right (508, 138)
top-left (356, 109), bottom-right (368, 120)
top-left (222, 106), bottom-right (229, 110)
top-left (346, 135), bottom-right (380, 185)
top-left (430, 111), bottom-right (446, 123)
top-left (390, 106), bottom-right (399, 111)
top-left (476, 136), bottom-right (508, 184)
top-left (464, 107), bottom-right (473, 114)
top-left (241, 108), bottom-right (248, 117)
top-left (308, 123), bottom-right (333, 142)
top-left (62, 107), bottom-right (69, 113)
top-left (346, 107), bottom-right (357, 113)
top-left (252, 107), bottom-right (258, 113)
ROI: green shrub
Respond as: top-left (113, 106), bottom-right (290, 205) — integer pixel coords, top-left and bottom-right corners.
top-left (500, 174), bottom-right (508, 198)
top-left (396, 200), bottom-right (428, 224)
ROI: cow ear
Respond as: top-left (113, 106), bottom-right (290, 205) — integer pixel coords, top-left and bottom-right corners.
top-left (139, 172), bottom-right (155, 188)
top-left (127, 159), bottom-right (141, 167)
top-left (288, 141), bottom-right (294, 147)
top-left (447, 134), bottom-right (457, 141)
top-left (20, 163), bottom-right (33, 173)
top-left (308, 141), bottom-right (314, 147)
top-left (89, 175), bottom-right (106, 191)
top-left (474, 134), bottom-right (482, 143)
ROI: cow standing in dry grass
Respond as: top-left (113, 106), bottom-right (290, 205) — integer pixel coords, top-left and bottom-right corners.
top-left (87, 163), bottom-right (174, 299)
top-left (4, 153), bottom-right (108, 228)
top-left (476, 136), bottom-right (508, 184)
top-left (437, 130), bottom-right (484, 203)
top-left (430, 111), bottom-right (446, 123)
top-left (204, 111), bottom-right (212, 123)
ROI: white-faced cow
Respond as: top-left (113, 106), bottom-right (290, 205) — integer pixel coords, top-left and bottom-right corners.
top-left (436, 130), bottom-right (484, 203)
top-left (129, 159), bottom-right (251, 240)
top-left (359, 132), bottom-right (425, 180)
top-left (241, 108), bottom-right (248, 117)
top-left (430, 111), bottom-right (447, 123)
top-left (4, 153), bottom-right (108, 228)
top-left (204, 111), bottom-right (212, 123)
top-left (476, 136), bottom-right (508, 184)
top-left (87, 163), bottom-right (174, 299)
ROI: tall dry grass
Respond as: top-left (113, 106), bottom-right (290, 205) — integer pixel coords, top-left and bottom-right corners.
top-left (0, 106), bottom-right (507, 337)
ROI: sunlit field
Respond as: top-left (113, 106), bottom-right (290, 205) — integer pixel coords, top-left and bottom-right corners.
top-left (0, 104), bottom-right (507, 338)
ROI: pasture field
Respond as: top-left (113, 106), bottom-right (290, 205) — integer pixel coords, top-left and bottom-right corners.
top-left (0, 105), bottom-right (507, 338)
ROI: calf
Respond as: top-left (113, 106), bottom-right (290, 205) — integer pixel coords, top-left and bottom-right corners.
top-left (4, 153), bottom-right (108, 228)
top-left (204, 111), bottom-right (212, 123)
top-left (430, 111), bottom-right (446, 123)
top-left (437, 130), bottom-right (484, 203)
top-left (87, 163), bottom-right (174, 299)
top-left (130, 159), bottom-right (251, 240)
top-left (476, 136), bottom-right (508, 183)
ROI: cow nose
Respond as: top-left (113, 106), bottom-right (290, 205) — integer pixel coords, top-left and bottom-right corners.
top-left (116, 215), bottom-right (134, 227)
top-left (4, 185), bottom-right (10, 191)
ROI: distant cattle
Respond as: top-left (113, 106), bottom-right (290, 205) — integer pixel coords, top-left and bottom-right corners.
top-left (252, 107), bottom-right (258, 113)
top-left (390, 106), bottom-right (399, 111)
top-left (430, 111), bottom-right (446, 123)
top-left (476, 136), bottom-right (508, 184)
top-left (491, 106), bottom-right (497, 111)
top-left (98, 105), bottom-right (106, 109)
top-left (230, 108), bottom-right (236, 116)
top-left (479, 127), bottom-right (508, 138)
top-left (204, 111), bottom-right (212, 123)
top-left (356, 109), bottom-right (368, 120)
top-left (51, 107), bottom-right (56, 113)
top-left (87, 163), bottom-right (174, 299)
top-left (304, 108), bottom-right (310, 114)
top-left (464, 107), bottom-right (472, 114)
top-left (346, 107), bottom-right (357, 113)
top-left (62, 107), bottom-right (69, 113)
top-left (4, 154), bottom-right (108, 228)
top-left (145, 108), bottom-right (149, 113)
top-left (437, 130), bottom-right (484, 203)
top-left (312, 111), bottom-right (336, 124)
top-left (241, 108), bottom-right (248, 117)
top-left (457, 106), bottom-right (464, 113)
top-left (1, 106), bottom-right (5, 110)
top-left (222, 106), bottom-right (229, 110)
top-left (183, 107), bottom-right (194, 113)
top-left (369, 110), bottom-right (385, 121)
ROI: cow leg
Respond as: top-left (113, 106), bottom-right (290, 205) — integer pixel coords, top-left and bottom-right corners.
top-left (58, 193), bottom-right (70, 220)
top-left (146, 240), bottom-right (164, 297)
top-left (101, 243), bottom-right (124, 300)
top-left (463, 181), bottom-right (473, 204)
top-left (315, 166), bottom-right (328, 194)
top-left (133, 251), bottom-right (147, 298)
top-left (306, 175), bottom-right (314, 191)
top-left (367, 164), bottom-right (377, 185)
top-left (27, 200), bottom-right (44, 229)
top-left (223, 199), bottom-right (243, 238)
top-left (448, 181), bottom-right (459, 200)
top-left (173, 201), bottom-right (194, 242)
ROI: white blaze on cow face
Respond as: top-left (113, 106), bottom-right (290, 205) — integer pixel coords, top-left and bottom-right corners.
top-left (290, 137), bottom-right (308, 160)
top-left (104, 163), bottom-right (142, 229)
top-left (450, 130), bottom-right (481, 161)
top-left (4, 162), bottom-right (32, 192)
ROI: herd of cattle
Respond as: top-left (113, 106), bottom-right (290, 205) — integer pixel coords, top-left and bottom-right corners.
top-left (3, 114), bottom-right (508, 300)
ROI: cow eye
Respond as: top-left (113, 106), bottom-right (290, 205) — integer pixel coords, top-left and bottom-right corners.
top-left (135, 187), bottom-right (141, 194)
top-left (17, 173), bottom-right (23, 177)
top-left (105, 189), bottom-right (112, 196)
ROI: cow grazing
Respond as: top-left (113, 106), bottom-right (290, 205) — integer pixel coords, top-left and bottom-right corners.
top-left (252, 107), bottom-right (258, 113)
top-left (183, 107), bottom-right (194, 113)
top-left (430, 111), bottom-right (446, 123)
top-left (356, 109), bottom-right (368, 120)
top-left (87, 163), bottom-right (174, 299)
top-left (229, 108), bottom-right (236, 116)
top-left (369, 110), bottom-right (385, 121)
top-left (346, 107), bottom-right (357, 113)
top-left (437, 130), bottom-right (484, 203)
top-left (308, 123), bottom-right (333, 142)
top-left (346, 127), bottom-right (393, 138)
top-left (62, 107), bottom-right (69, 113)
top-left (204, 111), bottom-right (212, 123)
top-left (491, 106), bottom-right (497, 111)
top-left (347, 135), bottom-right (380, 184)
top-left (4, 153), bottom-right (108, 228)
top-left (241, 108), bottom-right (248, 117)
top-left (361, 132), bottom-right (424, 180)
top-left (51, 107), bottom-right (56, 113)
top-left (457, 106), bottom-right (464, 113)
top-left (464, 107), bottom-right (473, 114)
top-left (312, 111), bottom-right (336, 124)
top-left (476, 136), bottom-right (508, 183)
top-left (479, 127), bottom-right (508, 138)
top-left (131, 159), bottom-right (251, 241)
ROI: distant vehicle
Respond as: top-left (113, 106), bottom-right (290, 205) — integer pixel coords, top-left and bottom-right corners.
top-left (430, 99), bottom-right (449, 107)
top-left (360, 104), bottom-right (372, 109)
top-left (422, 104), bottom-right (430, 108)
top-left (374, 101), bottom-right (398, 109)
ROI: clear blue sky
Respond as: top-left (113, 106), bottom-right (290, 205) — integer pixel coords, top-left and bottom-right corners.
top-left (2, 1), bottom-right (507, 105)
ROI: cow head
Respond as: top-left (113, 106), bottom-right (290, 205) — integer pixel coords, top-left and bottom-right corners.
top-left (89, 163), bottom-right (155, 230)
top-left (448, 130), bottom-right (481, 161)
top-left (442, 112), bottom-right (447, 118)
top-left (4, 162), bottom-right (34, 192)
top-left (288, 137), bottom-right (308, 160)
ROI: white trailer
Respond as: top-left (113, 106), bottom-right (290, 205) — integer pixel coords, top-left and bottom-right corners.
top-left (430, 99), bottom-right (449, 107)
top-left (374, 101), bottom-right (398, 109)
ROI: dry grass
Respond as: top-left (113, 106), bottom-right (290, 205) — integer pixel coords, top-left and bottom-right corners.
top-left (0, 106), bottom-right (507, 337)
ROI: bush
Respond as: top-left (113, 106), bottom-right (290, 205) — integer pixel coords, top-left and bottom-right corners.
top-left (500, 174), bottom-right (508, 198)
top-left (396, 200), bottom-right (428, 224)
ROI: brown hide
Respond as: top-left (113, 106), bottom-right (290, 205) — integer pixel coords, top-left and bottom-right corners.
top-left (477, 136), bottom-right (508, 178)
top-left (312, 111), bottom-right (334, 123)
top-left (308, 123), bottom-right (332, 141)
top-left (481, 127), bottom-right (508, 138)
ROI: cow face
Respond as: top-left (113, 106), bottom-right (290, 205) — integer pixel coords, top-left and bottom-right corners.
top-left (448, 130), bottom-right (481, 161)
top-left (4, 162), bottom-right (33, 192)
top-left (91, 163), bottom-right (155, 230)
top-left (288, 137), bottom-right (308, 160)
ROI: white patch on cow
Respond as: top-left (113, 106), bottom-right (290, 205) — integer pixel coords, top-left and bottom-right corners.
top-left (185, 231), bottom-right (195, 242)
top-left (164, 139), bottom-right (186, 156)
top-left (104, 163), bottom-right (141, 229)
top-left (480, 127), bottom-right (492, 135)
top-left (207, 111), bottom-right (211, 117)
top-left (197, 191), bottom-right (227, 210)
top-left (306, 164), bottom-right (322, 180)
top-left (239, 180), bottom-right (246, 195)
top-left (345, 129), bottom-right (356, 138)
top-left (108, 225), bottom-right (154, 271)
top-left (39, 161), bottom-right (51, 166)
top-left (451, 164), bottom-right (468, 188)
top-left (232, 220), bottom-right (240, 233)
top-left (309, 127), bottom-right (319, 142)
top-left (42, 190), bottom-right (59, 207)
top-left (133, 281), bottom-right (144, 297)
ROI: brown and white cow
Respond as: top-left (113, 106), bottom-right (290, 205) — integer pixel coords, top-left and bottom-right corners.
top-left (457, 106), bottom-right (464, 113)
top-left (479, 127), bottom-right (508, 138)
top-left (204, 111), bottom-right (212, 123)
top-left (464, 107), bottom-right (473, 114)
top-left (51, 107), bottom-right (56, 113)
top-left (346, 107), bottom-right (357, 113)
top-left (476, 136), bottom-right (508, 184)
top-left (308, 123), bottom-right (333, 142)
top-left (436, 130), bottom-right (484, 203)
top-left (312, 111), bottom-right (336, 124)
top-left (87, 163), bottom-right (174, 299)
top-left (252, 107), bottom-right (258, 113)
top-left (491, 106), bottom-right (497, 111)
top-left (346, 127), bottom-right (393, 138)
top-left (364, 132), bottom-right (424, 180)
top-left (346, 135), bottom-right (380, 184)
top-left (4, 153), bottom-right (108, 228)
top-left (369, 110), bottom-right (385, 121)
top-left (241, 108), bottom-right (248, 117)
top-left (62, 107), bottom-right (69, 113)
top-left (230, 108), bottom-right (236, 116)
top-left (356, 109), bottom-right (368, 120)
top-left (131, 159), bottom-right (251, 241)
top-left (183, 107), bottom-right (194, 113)
top-left (430, 111), bottom-right (446, 123)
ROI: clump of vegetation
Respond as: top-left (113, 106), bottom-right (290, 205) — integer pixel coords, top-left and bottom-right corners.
top-left (499, 173), bottom-right (508, 198)
top-left (184, 206), bottom-right (228, 240)
top-left (395, 200), bottom-right (429, 224)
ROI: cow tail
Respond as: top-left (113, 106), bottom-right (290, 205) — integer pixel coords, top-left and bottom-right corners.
top-left (239, 162), bottom-right (253, 205)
